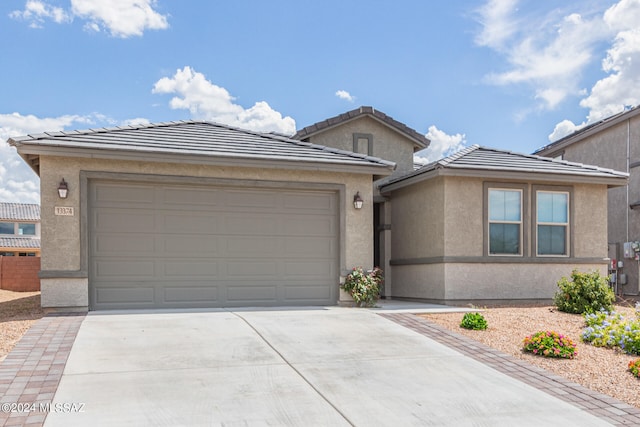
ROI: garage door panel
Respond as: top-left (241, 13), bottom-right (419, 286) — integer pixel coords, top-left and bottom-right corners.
top-left (94, 184), bottom-right (155, 206)
top-left (224, 215), bottom-right (278, 235)
top-left (162, 235), bottom-right (219, 255)
top-left (164, 286), bottom-right (218, 303)
top-left (226, 285), bottom-right (277, 302)
top-left (94, 260), bottom-right (155, 278)
top-left (89, 180), bottom-right (338, 310)
top-left (226, 260), bottom-right (279, 277)
top-left (283, 193), bottom-right (335, 212)
top-left (225, 190), bottom-right (278, 209)
top-left (94, 233), bottom-right (156, 255)
top-left (283, 260), bottom-right (336, 278)
top-left (284, 285), bottom-right (332, 301)
top-left (284, 237), bottom-right (336, 257)
top-left (94, 210), bottom-right (156, 233)
top-left (162, 187), bottom-right (220, 207)
top-left (163, 260), bottom-right (218, 277)
top-left (162, 214), bottom-right (219, 234)
top-left (96, 286), bottom-right (155, 304)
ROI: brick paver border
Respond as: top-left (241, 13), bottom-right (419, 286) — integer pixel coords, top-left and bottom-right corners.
top-left (382, 312), bottom-right (640, 426)
top-left (0, 313), bottom-right (85, 427)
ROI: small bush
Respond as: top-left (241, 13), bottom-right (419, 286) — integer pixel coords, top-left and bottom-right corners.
top-left (553, 270), bottom-right (615, 314)
top-left (341, 267), bottom-right (383, 307)
top-left (628, 359), bottom-right (640, 378)
top-left (523, 330), bottom-right (577, 359)
top-left (582, 304), bottom-right (640, 355)
top-left (460, 312), bottom-right (488, 330)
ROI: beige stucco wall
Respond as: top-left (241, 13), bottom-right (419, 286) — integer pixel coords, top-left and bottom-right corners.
top-left (39, 155), bottom-right (376, 309)
top-left (387, 175), bottom-right (611, 304)
top-left (305, 116), bottom-right (418, 177)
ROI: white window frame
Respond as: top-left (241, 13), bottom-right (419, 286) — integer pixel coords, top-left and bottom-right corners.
top-left (488, 188), bottom-right (523, 257)
top-left (536, 190), bottom-right (570, 257)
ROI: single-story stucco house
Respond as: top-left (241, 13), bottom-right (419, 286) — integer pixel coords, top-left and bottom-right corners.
top-left (7, 107), bottom-right (629, 310)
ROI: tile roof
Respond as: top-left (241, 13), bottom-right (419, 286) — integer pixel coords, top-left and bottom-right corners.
top-left (294, 106), bottom-right (430, 149)
top-left (8, 120), bottom-right (395, 174)
top-left (0, 237), bottom-right (40, 249)
top-left (0, 203), bottom-right (40, 221)
top-left (380, 145), bottom-right (628, 191)
top-left (534, 105), bottom-right (640, 155)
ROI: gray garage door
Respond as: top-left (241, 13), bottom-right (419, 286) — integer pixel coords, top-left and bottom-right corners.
top-left (88, 180), bottom-right (339, 310)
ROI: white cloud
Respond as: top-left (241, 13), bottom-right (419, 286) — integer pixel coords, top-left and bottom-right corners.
top-left (414, 125), bottom-right (467, 163)
top-left (152, 66), bottom-right (296, 135)
top-left (10, 0), bottom-right (168, 37)
top-left (475, 1), bottom-right (615, 112)
top-left (9, 0), bottom-right (72, 28)
top-left (335, 90), bottom-right (355, 102)
top-left (121, 117), bottom-right (151, 127)
top-left (548, 0), bottom-right (640, 141)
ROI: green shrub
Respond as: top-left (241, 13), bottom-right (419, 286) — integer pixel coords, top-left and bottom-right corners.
top-left (523, 331), bottom-right (577, 359)
top-left (553, 270), bottom-right (615, 314)
top-left (582, 304), bottom-right (640, 355)
top-left (460, 312), bottom-right (488, 330)
top-left (341, 267), bottom-right (383, 307)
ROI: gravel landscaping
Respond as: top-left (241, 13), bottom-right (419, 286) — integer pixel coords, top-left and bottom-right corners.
top-left (0, 289), bottom-right (44, 361)
top-left (420, 302), bottom-right (640, 409)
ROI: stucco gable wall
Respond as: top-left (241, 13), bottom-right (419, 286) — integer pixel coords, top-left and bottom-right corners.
top-left (304, 116), bottom-right (417, 176)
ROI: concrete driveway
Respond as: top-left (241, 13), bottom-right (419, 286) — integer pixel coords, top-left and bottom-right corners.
top-left (44, 307), bottom-right (611, 427)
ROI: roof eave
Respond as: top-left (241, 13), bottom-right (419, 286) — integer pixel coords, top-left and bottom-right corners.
top-left (380, 167), bottom-right (628, 193)
top-left (13, 144), bottom-right (395, 177)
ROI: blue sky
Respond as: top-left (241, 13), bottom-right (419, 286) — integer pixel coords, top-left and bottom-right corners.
top-left (2, 0), bottom-right (640, 203)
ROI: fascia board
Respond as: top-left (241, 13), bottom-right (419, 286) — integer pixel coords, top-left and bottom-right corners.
top-left (15, 145), bottom-right (394, 176)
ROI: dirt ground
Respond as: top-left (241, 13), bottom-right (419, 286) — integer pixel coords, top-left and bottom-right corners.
top-left (0, 289), bottom-right (44, 361)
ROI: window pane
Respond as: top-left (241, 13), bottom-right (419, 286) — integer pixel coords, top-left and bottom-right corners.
top-left (489, 190), bottom-right (521, 221)
top-left (490, 223), bottom-right (520, 254)
top-left (0, 222), bottom-right (14, 234)
top-left (538, 192), bottom-right (568, 223)
top-left (18, 223), bottom-right (36, 235)
top-left (538, 225), bottom-right (566, 255)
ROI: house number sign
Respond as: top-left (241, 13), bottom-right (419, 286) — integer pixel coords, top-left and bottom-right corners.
top-left (54, 207), bottom-right (74, 216)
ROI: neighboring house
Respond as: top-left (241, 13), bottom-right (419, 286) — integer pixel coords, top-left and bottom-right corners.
top-left (377, 145), bottom-right (626, 304)
top-left (8, 121), bottom-right (394, 310)
top-left (534, 106), bottom-right (640, 295)
top-left (0, 202), bottom-right (41, 257)
top-left (7, 108), bottom-right (628, 310)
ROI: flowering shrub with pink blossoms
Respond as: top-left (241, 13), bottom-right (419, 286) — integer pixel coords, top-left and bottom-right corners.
top-left (523, 330), bottom-right (577, 359)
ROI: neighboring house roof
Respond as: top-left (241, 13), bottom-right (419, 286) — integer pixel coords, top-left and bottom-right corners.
top-left (0, 237), bottom-right (40, 249)
top-left (294, 106), bottom-right (430, 150)
top-left (534, 105), bottom-right (640, 156)
top-left (379, 145), bottom-right (629, 192)
top-left (0, 203), bottom-right (40, 221)
top-left (8, 121), bottom-right (396, 176)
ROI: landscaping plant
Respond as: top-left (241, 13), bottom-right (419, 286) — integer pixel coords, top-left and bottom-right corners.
top-left (341, 267), bottom-right (383, 307)
top-left (582, 304), bottom-right (640, 355)
top-left (460, 312), bottom-right (488, 330)
top-left (628, 359), bottom-right (640, 378)
top-left (553, 269), bottom-right (615, 314)
top-left (522, 331), bottom-right (577, 359)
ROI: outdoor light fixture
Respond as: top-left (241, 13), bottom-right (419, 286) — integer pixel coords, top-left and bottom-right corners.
top-left (353, 192), bottom-right (364, 209)
top-left (57, 178), bottom-right (69, 199)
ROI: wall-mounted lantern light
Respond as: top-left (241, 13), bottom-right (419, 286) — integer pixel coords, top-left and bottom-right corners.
top-left (353, 192), bottom-right (363, 209)
top-left (58, 178), bottom-right (69, 199)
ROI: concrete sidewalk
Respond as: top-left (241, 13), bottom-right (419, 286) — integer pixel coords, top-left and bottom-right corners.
top-left (42, 307), bottom-right (614, 426)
